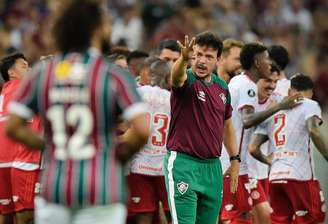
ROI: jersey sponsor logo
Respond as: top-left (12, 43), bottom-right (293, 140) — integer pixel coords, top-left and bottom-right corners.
top-left (131, 197), bottom-right (141, 204)
top-left (197, 91), bottom-right (206, 102)
top-left (248, 89), bottom-right (256, 97)
top-left (219, 93), bottom-right (227, 104)
top-left (295, 210), bottom-right (308, 216)
top-left (225, 204), bottom-right (233, 211)
top-left (177, 181), bottom-right (189, 195)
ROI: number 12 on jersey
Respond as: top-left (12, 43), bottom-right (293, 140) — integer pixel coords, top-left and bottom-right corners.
top-left (47, 105), bottom-right (96, 160)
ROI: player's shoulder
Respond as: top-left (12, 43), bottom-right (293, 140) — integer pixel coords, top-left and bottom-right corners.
top-left (212, 74), bottom-right (228, 90)
top-left (138, 85), bottom-right (170, 97)
top-left (277, 78), bottom-right (291, 86)
top-left (300, 98), bottom-right (321, 109)
top-left (137, 85), bottom-right (152, 92)
top-left (229, 74), bottom-right (255, 89)
top-left (106, 60), bottom-right (136, 86)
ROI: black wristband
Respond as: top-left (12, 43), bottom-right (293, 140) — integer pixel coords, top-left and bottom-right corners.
top-left (230, 155), bottom-right (241, 162)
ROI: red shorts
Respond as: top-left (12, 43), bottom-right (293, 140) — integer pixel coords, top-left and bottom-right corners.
top-left (0, 168), bottom-right (14, 214)
top-left (270, 179), bottom-right (326, 224)
top-left (127, 173), bottom-right (169, 214)
top-left (220, 174), bottom-right (252, 221)
top-left (11, 168), bottom-right (40, 212)
top-left (249, 178), bottom-right (269, 206)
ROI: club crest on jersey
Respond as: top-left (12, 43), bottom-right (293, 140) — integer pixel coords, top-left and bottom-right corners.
top-left (177, 181), bottom-right (189, 195)
top-left (197, 91), bottom-right (206, 102)
top-left (248, 89), bottom-right (256, 97)
top-left (219, 93), bottom-right (227, 104)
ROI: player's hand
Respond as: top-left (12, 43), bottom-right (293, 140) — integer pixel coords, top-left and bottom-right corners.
top-left (115, 142), bottom-right (134, 165)
top-left (228, 160), bottom-right (239, 193)
top-left (266, 153), bottom-right (273, 166)
top-left (177, 35), bottom-right (195, 61)
top-left (278, 93), bottom-right (303, 110)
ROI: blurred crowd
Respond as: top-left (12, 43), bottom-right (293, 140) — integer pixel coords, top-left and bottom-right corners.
top-left (1, 0), bottom-right (328, 109)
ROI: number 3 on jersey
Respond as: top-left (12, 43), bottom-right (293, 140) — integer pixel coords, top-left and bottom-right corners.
top-left (146, 113), bottom-right (169, 147)
top-left (47, 105), bottom-right (95, 160)
top-left (274, 113), bottom-right (287, 147)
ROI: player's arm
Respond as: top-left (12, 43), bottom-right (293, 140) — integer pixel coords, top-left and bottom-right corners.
top-left (249, 134), bottom-right (271, 165)
top-left (307, 116), bottom-right (328, 162)
top-left (223, 117), bottom-right (240, 193)
top-left (6, 114), bottom-right (44, 150)
top-left (171, 36), bottom-right (194, 88)
top-left (117, 113), bottom-right (149, 164)
top-left (241, 93), bottom-right (303, 129)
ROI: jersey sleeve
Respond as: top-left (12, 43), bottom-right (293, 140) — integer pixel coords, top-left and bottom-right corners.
top-left (8, 62), bottom-right (42, 119)
top-left (171, 68), bottom-right (196, 93)
top-left (229, 80), bottom-right (257, 111)
top-left (304, 100), bottom-right (322, 124)
top-left (111, 66), bottom-right (147, 121)
top-left (238, 85), bottom-right (257, 111)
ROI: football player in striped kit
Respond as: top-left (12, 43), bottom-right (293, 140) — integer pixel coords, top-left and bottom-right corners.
top-left (5, 1), bottom-right (149, 224)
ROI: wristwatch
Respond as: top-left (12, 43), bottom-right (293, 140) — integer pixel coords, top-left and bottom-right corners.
top-left (230, 155), bottom-right (241, 162)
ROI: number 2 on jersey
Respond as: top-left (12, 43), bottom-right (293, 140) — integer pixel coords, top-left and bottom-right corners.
top-left (274, 113), bottom-right (286, 147)
top-left (47, 105), bottom-right (95, 160)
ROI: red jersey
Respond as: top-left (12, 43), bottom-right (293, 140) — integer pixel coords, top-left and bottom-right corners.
top-left (0, 80), bottom-right (42, 169)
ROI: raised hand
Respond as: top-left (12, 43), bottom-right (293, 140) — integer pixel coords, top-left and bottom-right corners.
top-left (177, 35), bottom-right (195, 61)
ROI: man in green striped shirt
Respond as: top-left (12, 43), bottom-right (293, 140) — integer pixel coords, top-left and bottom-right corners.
top-left (5, 1), bottom-right (149, 224)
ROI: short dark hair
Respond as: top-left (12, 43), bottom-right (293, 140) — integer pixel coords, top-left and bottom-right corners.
top-left (290, 73), bottom-right (314, 91)
top-left (127, 50), bottom-right (149, 64)
top-left (0, 52), bottom-right (26, 82)
top-left (158, 39), bottom-right (180, 53)
top-left (240, 43), bottom-right (267, 70)
top-left (195, 31), bottom-right (223, 57)
top-left (268, 45), bottom-right (290, 70)
top-left (53, 0), bottom-right (103, 53)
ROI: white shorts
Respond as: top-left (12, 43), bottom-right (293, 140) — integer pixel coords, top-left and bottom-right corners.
top-left (35, 197), bottom-right (127, 224)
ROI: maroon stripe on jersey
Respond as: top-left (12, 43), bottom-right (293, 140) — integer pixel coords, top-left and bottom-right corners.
top-left (89, 56), bottom-right (103, 204)
top-left (112, 71), bottom-right (135, 107)
top-left (66, 160), bottom-right (73, 206)
top-left (17, 78), bottom-right (34, 105)
top-left (109, 147), bottom-right (119, 202)
top-left (42, 59), bottom-right (56, 201)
